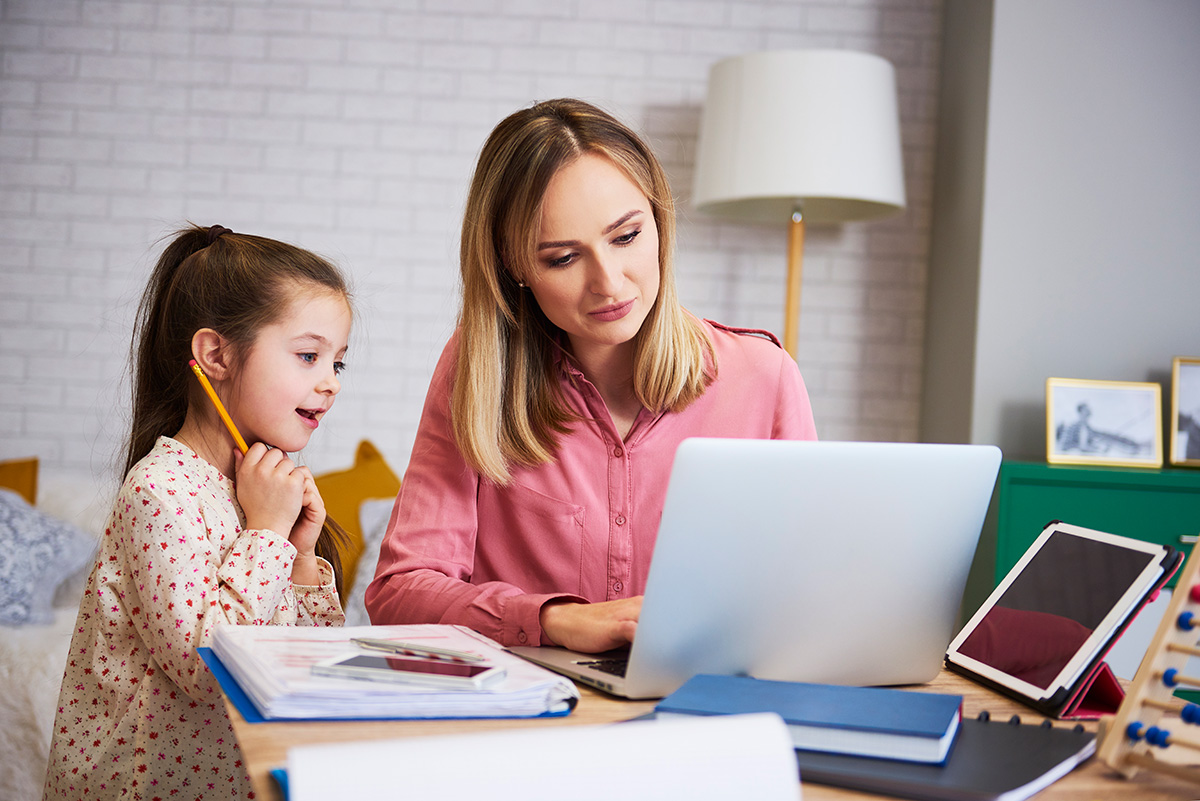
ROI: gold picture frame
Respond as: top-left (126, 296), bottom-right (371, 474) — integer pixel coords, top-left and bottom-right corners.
top-left (1170, 357), bottom-right (1200, 467)
top-left (1046, 377), bottom-right (1162, 468)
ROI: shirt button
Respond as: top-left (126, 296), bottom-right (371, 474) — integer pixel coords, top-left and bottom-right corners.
top-left (517, 631), bottom-right (527, 643)
top-left (614, 581), bottom-right (624, 593)
top-left (613, 446), bottom-right (624, 458)
top-left (615, 514), bottom-right (626, 526)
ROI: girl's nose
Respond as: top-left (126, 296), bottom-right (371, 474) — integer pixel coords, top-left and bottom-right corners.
top-left (317, 370), bottom-right (341, 396)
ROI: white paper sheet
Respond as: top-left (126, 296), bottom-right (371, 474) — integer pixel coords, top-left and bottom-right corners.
top-left (287, 712), bottom-right (802, 801)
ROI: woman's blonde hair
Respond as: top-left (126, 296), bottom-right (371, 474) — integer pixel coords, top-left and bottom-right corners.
top-left (454, 98), bottom-right (714, 484)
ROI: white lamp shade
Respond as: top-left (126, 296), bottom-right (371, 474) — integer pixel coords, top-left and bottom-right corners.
top-left (692, 49), bottom-right (906, 224)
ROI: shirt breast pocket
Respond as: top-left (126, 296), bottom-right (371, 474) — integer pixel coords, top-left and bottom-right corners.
top-left (475, 481), bottom-right (587, 595)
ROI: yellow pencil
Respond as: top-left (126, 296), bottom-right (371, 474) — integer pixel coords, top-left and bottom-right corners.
top-left (188, 359), bottom-right (249, 454)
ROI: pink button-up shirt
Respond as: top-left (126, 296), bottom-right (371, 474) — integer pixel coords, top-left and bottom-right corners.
top-left (366, 320), bottom-right (817, 646)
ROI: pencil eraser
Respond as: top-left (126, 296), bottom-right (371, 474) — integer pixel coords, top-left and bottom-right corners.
top-left (189, 359), bottom-right (198, 367)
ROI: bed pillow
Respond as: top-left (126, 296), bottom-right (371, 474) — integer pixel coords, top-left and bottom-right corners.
top-left (313, 440), bottom-right (401, 595)
top-left (343, 498), bottom-right (397, 627)
top-left (0, 488), bottom-right (97, 626)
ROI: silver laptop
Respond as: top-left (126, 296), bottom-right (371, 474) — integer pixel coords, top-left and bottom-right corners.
top-left (510, 438), bottom-right (1001, 700)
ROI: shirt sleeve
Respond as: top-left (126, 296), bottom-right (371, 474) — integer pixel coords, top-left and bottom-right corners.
top-left (772, 348), bottom-right (819, 441)
top-left (364, 337), bottom-right (583, 646)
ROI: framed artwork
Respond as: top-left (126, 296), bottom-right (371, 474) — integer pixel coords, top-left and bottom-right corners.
top-left (1046, 377), bottom-right (1162, 468)
top-left (1170, 357), bottom-right (1200, 467)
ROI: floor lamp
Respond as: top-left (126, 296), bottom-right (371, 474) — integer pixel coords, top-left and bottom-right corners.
top-left (692, 50), bottom-right (907, 357)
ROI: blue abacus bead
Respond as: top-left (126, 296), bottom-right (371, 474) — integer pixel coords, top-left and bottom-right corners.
top-left (1178, 611), bottom-right (1196, 630)
top-left (1183, 703), bottom-right (1200, 725)
top-left (1127, 722), bottom-right (1145, 741)
top-left (1146, 726), bottom-right (1163, 746)
top-left (1152, 727), bottom-right (1173, 748)
top-left (1164, 668), bottom-right (1180, 687)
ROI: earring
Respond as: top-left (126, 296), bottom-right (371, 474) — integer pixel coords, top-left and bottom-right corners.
top-left (518, 281), bottom-right (526, 288)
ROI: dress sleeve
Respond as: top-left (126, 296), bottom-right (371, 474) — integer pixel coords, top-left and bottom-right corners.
top-left (289, 556), bottom-right (346, 627)
top-left (364, 337), bottom-right (581, 646)
top-left (116, 473), bottom-right (313, 699)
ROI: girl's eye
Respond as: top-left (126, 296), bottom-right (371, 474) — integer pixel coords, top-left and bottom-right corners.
top-left (613, 229), bottom-right (641, 246)
top-left (300, 353), bottom-right (317, 364)
top-left (333, 361), bottom-right (347, 375)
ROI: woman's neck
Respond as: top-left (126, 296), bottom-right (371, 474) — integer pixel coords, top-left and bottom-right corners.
top-left (568, 338), bottom-right (642, 440)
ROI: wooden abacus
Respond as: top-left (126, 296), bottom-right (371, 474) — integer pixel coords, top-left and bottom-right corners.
top-left (1098, 537), bottom-right (1200, 783)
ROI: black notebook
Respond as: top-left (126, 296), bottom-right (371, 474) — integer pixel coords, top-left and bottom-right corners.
top-left (793, 712), bottom-right (1096, 801)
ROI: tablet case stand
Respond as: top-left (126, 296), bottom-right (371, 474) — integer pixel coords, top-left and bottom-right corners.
top-left (947, 650), bottom-right (1125, 719)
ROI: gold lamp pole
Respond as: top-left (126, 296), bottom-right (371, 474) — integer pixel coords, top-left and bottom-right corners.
top-left (783, 209), bottom-right (805, 357)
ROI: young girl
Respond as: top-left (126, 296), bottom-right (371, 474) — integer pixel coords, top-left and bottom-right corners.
top-left (43, 224), bottom-right (350, 800)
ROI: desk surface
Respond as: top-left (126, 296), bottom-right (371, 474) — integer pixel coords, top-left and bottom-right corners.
top-left (225, 669), bottom-right (1200, 800)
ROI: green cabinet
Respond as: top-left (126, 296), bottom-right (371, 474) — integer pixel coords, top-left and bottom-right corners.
top-left (994, 461), bottom-right (1200, 587)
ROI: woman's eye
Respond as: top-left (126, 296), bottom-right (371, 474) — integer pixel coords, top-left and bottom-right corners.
top-left (546, 252), bottom-right (576, 269)
top-left (613, 229), bottom-right (641, 246)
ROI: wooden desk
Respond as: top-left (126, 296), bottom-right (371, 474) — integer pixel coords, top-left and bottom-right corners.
top-left (225, 670), bottom-right (1200, 800)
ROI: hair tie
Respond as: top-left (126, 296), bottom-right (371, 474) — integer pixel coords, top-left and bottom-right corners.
top-left (206, 225), bottom-right (233, 245)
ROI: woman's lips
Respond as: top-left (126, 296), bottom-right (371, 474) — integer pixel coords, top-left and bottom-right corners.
top-left (589, 299), bottom-right (634, 322)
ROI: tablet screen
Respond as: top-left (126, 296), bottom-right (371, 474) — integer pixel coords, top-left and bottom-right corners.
top-left (955, 528), bottom-right (1158, 690)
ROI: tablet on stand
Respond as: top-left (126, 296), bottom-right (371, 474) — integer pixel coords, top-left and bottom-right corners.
top-left (945, 521), bottom-right (1182, 719)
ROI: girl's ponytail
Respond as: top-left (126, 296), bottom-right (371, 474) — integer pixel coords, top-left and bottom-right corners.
top-left (125, 226), bottom-right (212, 477)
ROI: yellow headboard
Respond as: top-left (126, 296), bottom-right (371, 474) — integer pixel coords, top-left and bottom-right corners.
top-left (313, 441), bottom-right (400, 595)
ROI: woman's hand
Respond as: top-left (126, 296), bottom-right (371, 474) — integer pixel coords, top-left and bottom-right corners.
top-left (539, 596), bottom-right (642, 653)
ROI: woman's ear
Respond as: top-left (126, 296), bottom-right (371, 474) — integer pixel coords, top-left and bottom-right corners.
top-left (191, 329), bottom-right (233, 380)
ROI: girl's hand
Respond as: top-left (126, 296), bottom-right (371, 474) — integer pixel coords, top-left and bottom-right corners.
top-left (538, 596), bottom-right (642, 653)
top-left (234, 443), bottom-right (306, 538)
top-left (288, 468), bottom-right (326, 586)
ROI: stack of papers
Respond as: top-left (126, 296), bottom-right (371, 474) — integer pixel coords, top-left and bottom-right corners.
top-left (209, 624), bottom-right (579, 720)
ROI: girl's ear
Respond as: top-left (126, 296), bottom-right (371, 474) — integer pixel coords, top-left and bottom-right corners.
top-left (191, 328), bottom-right (233, 380)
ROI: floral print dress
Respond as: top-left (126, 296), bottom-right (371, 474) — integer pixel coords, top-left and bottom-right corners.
top-left (43, 437), bottom-right (344, 800)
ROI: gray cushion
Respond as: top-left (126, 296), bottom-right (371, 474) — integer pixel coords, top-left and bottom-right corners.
top-left (0, 488), bottom-right (97, 625)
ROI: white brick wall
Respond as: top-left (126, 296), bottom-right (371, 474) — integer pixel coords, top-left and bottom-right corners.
top-left (0, 0), bottom-right (943, 481)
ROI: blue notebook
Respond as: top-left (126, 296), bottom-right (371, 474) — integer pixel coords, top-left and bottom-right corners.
top-left (655, 674), bottom-right (962, 764)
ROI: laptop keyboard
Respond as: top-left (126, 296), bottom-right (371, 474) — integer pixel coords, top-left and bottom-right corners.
top-left (576, 657), bottom-right (629, 678)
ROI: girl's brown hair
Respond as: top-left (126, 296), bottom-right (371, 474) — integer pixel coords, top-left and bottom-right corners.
top-left (454, 98), bottom-right (714, 484)
top-left (127, 223), bottom-right (351, 593)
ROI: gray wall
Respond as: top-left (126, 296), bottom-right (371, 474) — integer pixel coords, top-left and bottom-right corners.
top-left (922, 0), bottom-right (1200, 459)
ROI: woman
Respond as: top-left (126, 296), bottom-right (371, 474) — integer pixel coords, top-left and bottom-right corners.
top-left (366, 98), bottom-right (817, 653)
